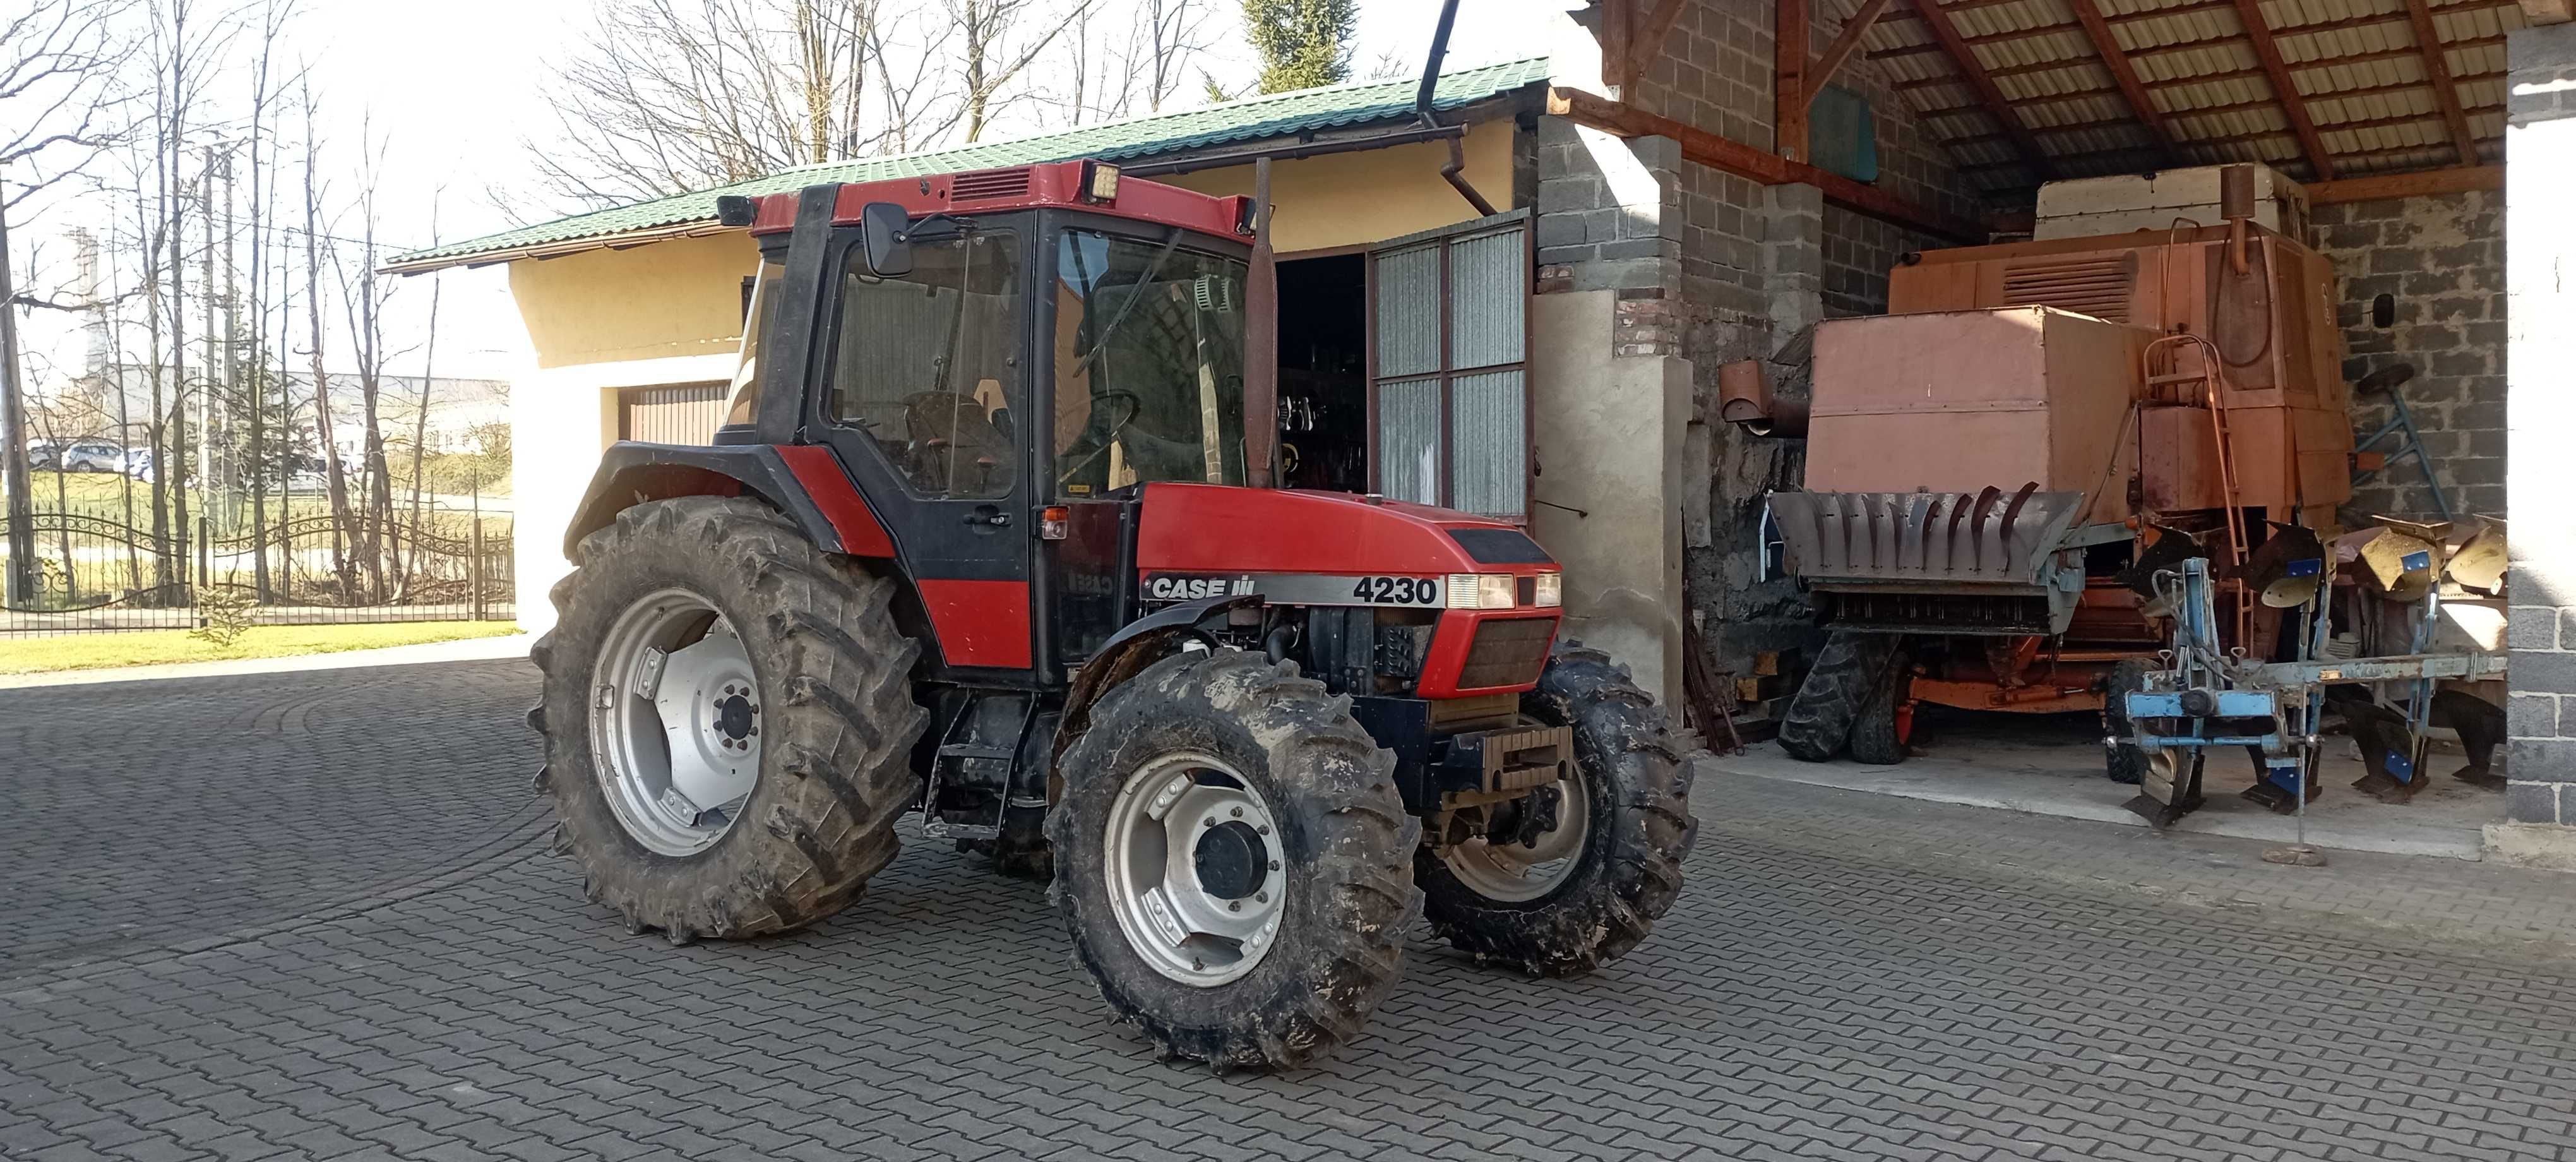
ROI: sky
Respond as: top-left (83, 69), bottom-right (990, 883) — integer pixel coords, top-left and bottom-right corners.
top-left (15, 0), bottom-right (1573, 392)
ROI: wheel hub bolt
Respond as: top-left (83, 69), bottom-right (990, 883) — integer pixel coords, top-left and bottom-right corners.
top-left (1229, 807), bottom-right (1243, 818)
top-left (1268, 860), bottom-right (1280, 870)
top-left (1228, 901), bottom-right (1240, 912)
top-left (1257, 825), bottom-right (1270, 835)
top-left (1255, 891), bottom-right (1267, 903)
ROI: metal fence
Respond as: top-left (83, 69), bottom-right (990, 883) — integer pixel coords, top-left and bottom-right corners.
top-left (1, 510), bottom-right (514, 635)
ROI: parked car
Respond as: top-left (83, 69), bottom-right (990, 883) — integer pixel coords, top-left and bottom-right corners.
top-left (124, 449), bottom-right (155, 482)
top-left (62, 441), bottom-right (124, 472)
top-left (25, 441), bottom-right (59, 470)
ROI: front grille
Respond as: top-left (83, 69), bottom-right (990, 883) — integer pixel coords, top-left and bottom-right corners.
top-left (1458, 616), bottom-right (1555, 689)
top-left (2001, 253), bottom-right (2135, 323)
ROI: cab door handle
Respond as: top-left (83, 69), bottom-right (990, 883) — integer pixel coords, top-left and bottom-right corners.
top-left (964, 505), bottom-right (1010, 527)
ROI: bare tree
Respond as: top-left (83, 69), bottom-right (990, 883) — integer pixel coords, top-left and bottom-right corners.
top-left (526, 0), bottom-right (887, 208)
top-left (297, 76), bottom-right (354, 594)
top-left (333, 112), bottom-right (407, 600)
top-left (1135, 0), bottom-right (1212, 114)
top-left (949, 0), bottom-right (1096, 142)
top-left (1, 0), bottom-right (138, 604)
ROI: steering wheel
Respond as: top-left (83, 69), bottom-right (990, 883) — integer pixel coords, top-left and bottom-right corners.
top-left (1055, 390), bottom-right (1144, 486)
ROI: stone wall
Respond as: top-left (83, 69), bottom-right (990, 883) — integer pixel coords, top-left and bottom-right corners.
top-left (2311, 191), bottom-right (2507, 522)
top-left (2503, 21), bottom-right (2576, 830)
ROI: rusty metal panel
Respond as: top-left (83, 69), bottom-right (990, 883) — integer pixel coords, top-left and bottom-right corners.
top-left (2140, 405), bottom-right (2228, 510)
top-left (1808, 308), bottom-right (2147, 528)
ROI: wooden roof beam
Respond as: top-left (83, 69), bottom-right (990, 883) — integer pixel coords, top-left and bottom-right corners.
top-left (2307, 164), bottom-right (2501, 201)
top-left (1813, 0), bottom-right (1898, 97)
top-left (2232, 0), bottom-right (2337, 179)
top-left (2065, 0), bottom-right (2177, 161)
top-left (2402, 0), bottom-right (2481, 164)
top-left (1911, 0), bottom-right (2056, 179)
top-left (1607, 0), bottom-right (1691, 92)
top-left (1779, 0), bottom-right (1810, 160)
top-left (1547, 86), bottom-right (1987, 242)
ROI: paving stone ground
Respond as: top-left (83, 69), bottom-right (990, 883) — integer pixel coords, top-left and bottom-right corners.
top-left (6, 657), bottom-right (2576, 1161)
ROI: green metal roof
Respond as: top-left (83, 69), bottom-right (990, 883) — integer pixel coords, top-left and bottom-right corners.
top-left (391, 57), bottom-right (1549, 270)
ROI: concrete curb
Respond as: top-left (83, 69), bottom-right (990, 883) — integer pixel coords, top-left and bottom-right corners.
top-left (1709, 748), bottom-right (2489, 861)
top-left (0, 633), bottom-right (534, 690)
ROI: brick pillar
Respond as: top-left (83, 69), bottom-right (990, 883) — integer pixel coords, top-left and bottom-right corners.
top-left (2504, 21), bottom-right (2576, 831)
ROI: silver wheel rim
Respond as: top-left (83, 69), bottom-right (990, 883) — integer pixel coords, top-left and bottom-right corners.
top-left (588, 587), bottom-right (763, 857)
top-left (1441, 769), bottom-right (1592, 902)
top-left (1102, 752), bottom-right (1288, 986)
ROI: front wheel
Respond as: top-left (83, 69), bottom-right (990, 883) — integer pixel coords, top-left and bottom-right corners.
top-left (1416, 644), bottom-right (1696, 978)
top-left (1049, 649), bottom-right (1419, 1071)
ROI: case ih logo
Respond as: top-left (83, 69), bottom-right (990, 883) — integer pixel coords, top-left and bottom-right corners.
top-left (1145, 575), bottom-right (1256, 600)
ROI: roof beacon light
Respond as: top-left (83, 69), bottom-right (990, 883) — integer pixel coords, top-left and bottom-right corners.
top-left (1079, 160), bottom-right (1120, 204)
top-left (715, 195), bottom-right (756, 227)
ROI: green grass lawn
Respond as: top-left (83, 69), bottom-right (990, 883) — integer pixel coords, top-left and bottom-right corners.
top-left (0, 621), bottom-right (522, 675)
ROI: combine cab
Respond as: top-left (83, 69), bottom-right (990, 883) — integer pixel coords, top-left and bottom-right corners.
top-left (527, 162), bottom-right (1695, 1070)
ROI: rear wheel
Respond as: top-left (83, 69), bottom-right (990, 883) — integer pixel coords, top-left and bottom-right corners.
top-left (532, 496), bottom-right (927, 942)
top-left (1779, 631), bottom-right (1890, 762)
top-left (1415, 645), bottom-right (1696, 978)
top-left (1049, 649), bottom-right (1418, 1071)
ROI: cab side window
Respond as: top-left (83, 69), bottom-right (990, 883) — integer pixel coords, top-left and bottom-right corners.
top-left (832, 229), bottom-right (1022, 499)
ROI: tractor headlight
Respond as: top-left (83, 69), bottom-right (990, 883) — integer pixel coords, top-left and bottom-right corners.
top-left (1533, 572), bottom-right (1562, 608)
top-left (1446, 573), bottom-right (1519, 609)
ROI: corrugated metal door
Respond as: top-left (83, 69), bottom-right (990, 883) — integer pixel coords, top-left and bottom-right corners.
top-left (619, 383), bottom-right (728, 445)
top-left (1367, 210), bottom-right (1530, 520)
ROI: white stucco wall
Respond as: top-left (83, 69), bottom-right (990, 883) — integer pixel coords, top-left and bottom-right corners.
top-left (1530, 289), bottom-right (1690, 716)
top-left (510, 352), bottom-right (736, 633)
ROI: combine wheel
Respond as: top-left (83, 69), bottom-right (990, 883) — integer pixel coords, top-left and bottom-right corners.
top-left (1049, 650), bottom-right (1419, 1071)
top-left (532, 496), bottom-right (927, 942)
top-left (1779, 632), bottom-right (1890, 762)
top-left (1846, 645), bottom-right (1912, 766)
top-left (1415, 645), bottom-right (1696, 978)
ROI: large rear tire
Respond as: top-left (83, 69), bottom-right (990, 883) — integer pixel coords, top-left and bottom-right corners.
top-left (531, 496), bottom-right (927, 942)
top-left (1779, 631), bottom-right (1890, 762)
top-left (1415, 645), bottom-right (1696, 978)
top-left (1049, 649), bottom-right (1419, 1071)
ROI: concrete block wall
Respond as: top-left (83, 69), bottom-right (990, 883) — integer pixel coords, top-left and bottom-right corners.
top-left (2503, 21), bottom-right (2576, 828)
top-left (2311, 191), bottom-right (2507, 522)
top-left (1609, 0), bottom-right (1983, 666)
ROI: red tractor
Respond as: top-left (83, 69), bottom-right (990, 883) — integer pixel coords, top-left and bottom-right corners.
top-left (529, 161), bottom-right (1696, 1069)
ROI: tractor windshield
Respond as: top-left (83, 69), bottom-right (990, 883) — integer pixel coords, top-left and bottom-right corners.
top-left (1052, 229), bottom-right (1248, 498)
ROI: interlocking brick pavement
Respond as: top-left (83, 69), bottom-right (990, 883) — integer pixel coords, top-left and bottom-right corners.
top-left (5, 657), bottom-right (2576, 1161)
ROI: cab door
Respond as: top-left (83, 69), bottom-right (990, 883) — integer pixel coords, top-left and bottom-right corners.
top-left (814, 220), bottom-right (1038, 676)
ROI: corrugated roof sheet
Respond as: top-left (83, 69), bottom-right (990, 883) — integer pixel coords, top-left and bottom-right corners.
top-left (1863, 0), bottom-right (2522, 196)
top-left (391, 57), bottom-right (1549, 268)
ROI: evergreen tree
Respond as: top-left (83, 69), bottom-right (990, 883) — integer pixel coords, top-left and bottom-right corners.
top-left (1242, 0), bottom-right (1357, 94)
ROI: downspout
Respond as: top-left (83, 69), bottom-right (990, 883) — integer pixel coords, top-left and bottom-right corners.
top-left (1420, 0), bottom-right (1498, 218)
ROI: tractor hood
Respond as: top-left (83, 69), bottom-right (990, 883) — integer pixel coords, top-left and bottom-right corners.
top-left (1134, 484), bottom-right (1554, 577)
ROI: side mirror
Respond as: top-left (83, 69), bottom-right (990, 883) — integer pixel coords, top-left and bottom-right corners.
top-left (860, 202), bottom-right (913, 277)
